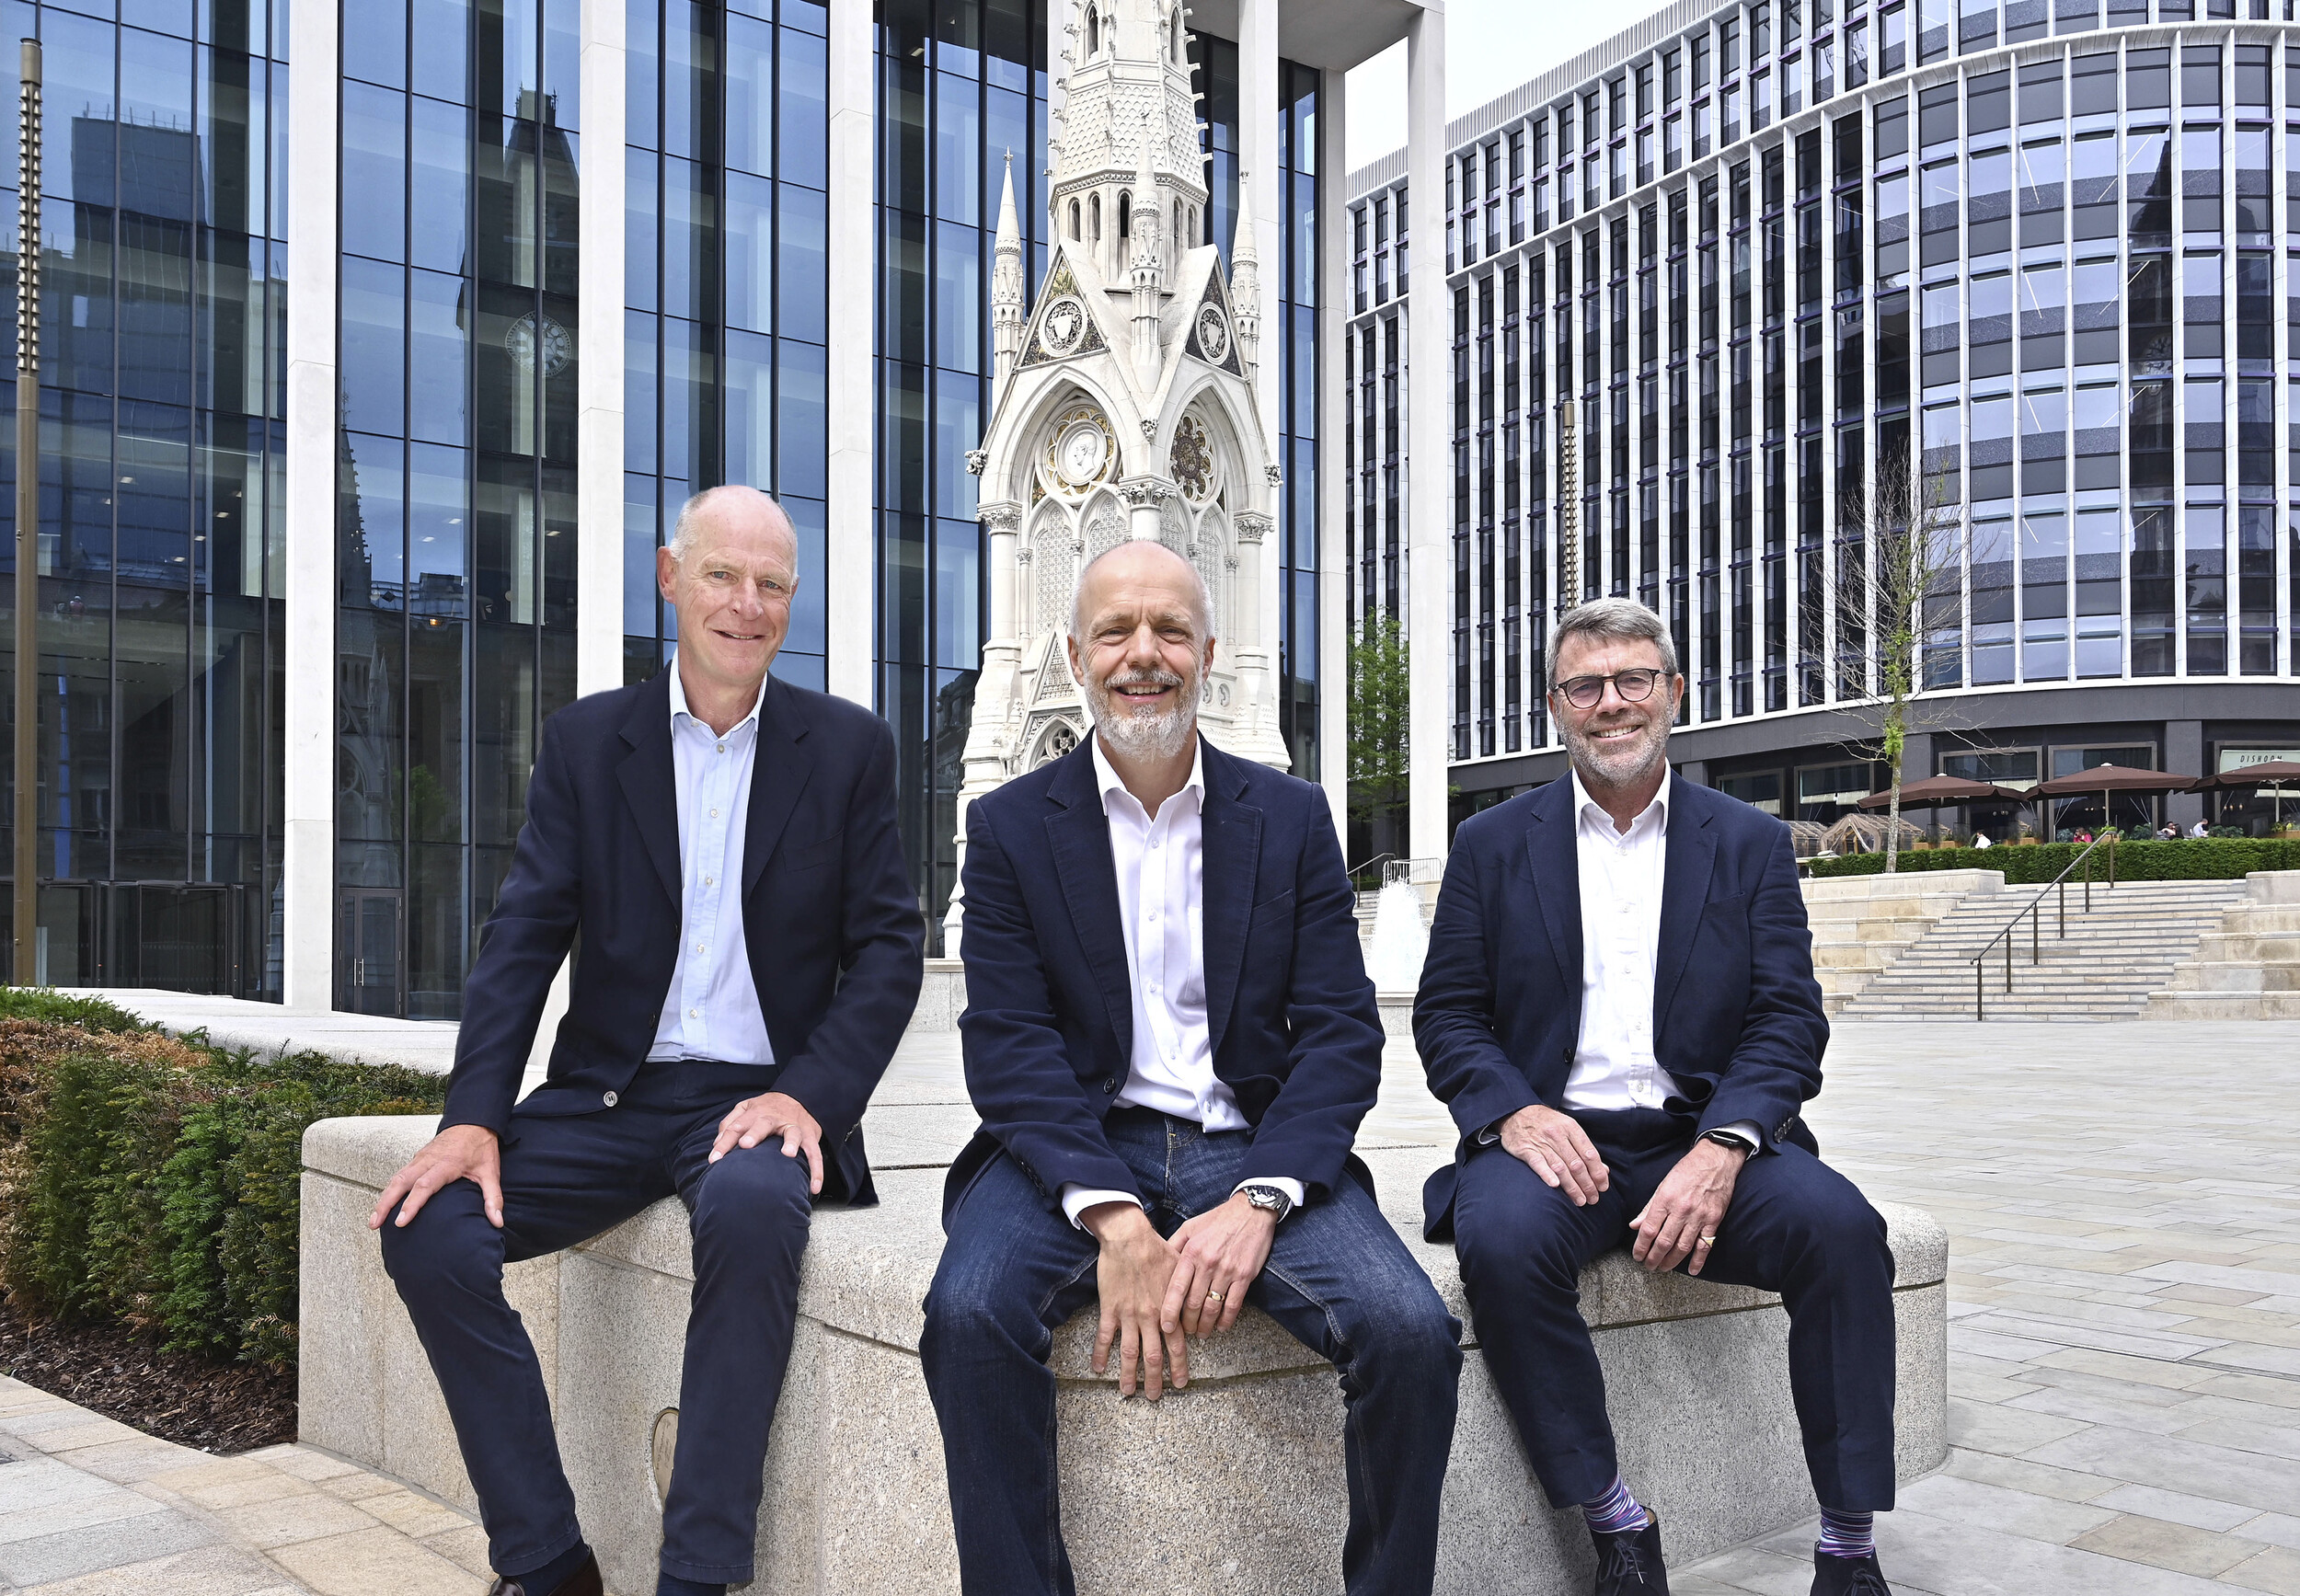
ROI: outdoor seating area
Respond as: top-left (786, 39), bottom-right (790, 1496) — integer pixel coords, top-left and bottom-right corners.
top-left (298, 1115), bottom-right (1950, 1596)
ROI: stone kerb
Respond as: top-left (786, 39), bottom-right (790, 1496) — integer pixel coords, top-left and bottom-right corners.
top-left (303, 1116), bottom-right (1948, 1596)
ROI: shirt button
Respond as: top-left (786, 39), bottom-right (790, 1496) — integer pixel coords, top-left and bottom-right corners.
top-left (689, 1007), bottom-right (701, 1018)
top-left (603, 1090), bottom-right (619, 1108)
top-left (710, 808), bottom-right (719, 819)
top-left (717, 743), bottom-right (726, 752)
top-left (1147, 910), bottom-right (1158, 922)
top-left (704, 876), bottom-right (713, 887)
top-left (695, 943), bottom-right (707, 954)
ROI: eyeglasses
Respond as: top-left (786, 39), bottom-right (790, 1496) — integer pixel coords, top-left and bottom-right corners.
top-left (1552, 669), bottom-right (1664, 709)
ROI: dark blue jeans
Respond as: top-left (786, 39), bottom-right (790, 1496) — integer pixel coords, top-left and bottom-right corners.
top-left (1452, 1108), bottom-right (1897, 1515)
top-left (920, 1108), bottom-right (1464, 1596)
top-left (378, 1060), bottom-right (811, 1586)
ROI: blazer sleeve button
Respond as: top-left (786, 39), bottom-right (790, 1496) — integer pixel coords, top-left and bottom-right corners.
top-left (1100, 1076), bottom-right (1118, 1094)
top-left (604, 1090), bottom-right (619, 1108)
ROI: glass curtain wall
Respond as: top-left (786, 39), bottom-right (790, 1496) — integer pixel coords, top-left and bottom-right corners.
top-left (2, 0), bottom-right (287, 993)
top-left (623, 0), bottom-right (830, 691)
top-left (876, 0), bottom-right (1041, 953)
top-left (335, 0), bottom-right (580, 1018)
top-left (1352, 14), bottom-right (2299, 785)
top-left (1277, 60), bottom-right (1317, 778)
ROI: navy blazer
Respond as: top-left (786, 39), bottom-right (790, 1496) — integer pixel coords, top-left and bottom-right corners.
top-left (1413, 774), bottom-right (1828, 1241)
top-left (946, 736), bottom-right (1386, 1223)
top-left (440, 669), bottom-right (926, 1205)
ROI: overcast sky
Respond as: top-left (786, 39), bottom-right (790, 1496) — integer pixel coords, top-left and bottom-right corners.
top-left (1342, 0), bottom-right (1679, 175)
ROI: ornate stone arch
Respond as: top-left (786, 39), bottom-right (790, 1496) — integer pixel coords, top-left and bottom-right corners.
top-left (1193, 502), bottom-right (1233, 642)
top-left (1079, 489), bottom-right (1128, 565)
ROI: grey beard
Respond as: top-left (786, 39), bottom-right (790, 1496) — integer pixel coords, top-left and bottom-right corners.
top-left (1563, 716), bottom-right (1670, 789)
top-left (1086, 672), bottom-right (1198, 762)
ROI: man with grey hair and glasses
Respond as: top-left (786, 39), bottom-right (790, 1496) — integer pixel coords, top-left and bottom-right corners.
top-left (1414, 597), bottom-right (1899, 1596)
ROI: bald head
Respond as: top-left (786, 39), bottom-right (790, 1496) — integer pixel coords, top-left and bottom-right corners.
top-left (1069, 538), bottom-right (1211, 645)
top-left (668, 484), bottom-right (797, 566)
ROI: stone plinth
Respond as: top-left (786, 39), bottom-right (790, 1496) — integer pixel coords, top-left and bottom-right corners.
top-left (303, 1117), bottom-right (1947, 1596)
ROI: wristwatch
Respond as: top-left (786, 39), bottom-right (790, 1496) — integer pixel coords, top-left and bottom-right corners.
top-left (1699, 1129), bottom-right (1756, 1159)
top-left (1239, 1183), bottom-right (1294, 1223)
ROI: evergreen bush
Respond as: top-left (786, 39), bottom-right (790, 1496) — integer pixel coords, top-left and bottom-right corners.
top-left (1804, 837), bottom-right (2300, 883)
top-left (0, 1005), bottom-right (445, 1370)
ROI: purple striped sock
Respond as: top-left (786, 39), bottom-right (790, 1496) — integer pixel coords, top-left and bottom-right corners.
top-left (1581, 1475), bottom-right (1650, 1535)
top-left (1817, 1506), bottom-right (1876, 1559)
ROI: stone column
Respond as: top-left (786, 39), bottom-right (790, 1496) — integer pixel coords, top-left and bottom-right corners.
top-left (281, 0), bottom-right (339, 1013)
top-left (576, 0), bottom-right (626, 696)
top-left (2167, 718), bottom-right (2205, 828)
top-left (943, 500), bottom-right (1027, 957)
top-left (825, 0), bottom-right (876, 706)
top-left (1121, 480), bottom-right (1166, 542)
top-left (1317, 67), bottom-right (1351, 841)
top-left (1405, 8), bottom-right (1451, 864)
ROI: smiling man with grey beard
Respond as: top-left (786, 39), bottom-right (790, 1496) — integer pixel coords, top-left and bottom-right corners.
top-left (923, 537), bottom-right (1462, 1596)
top-left (1414, 597), bottom-right (1901, 1596)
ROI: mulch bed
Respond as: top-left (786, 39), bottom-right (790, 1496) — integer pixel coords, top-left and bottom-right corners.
top-left (0, 1298), bottom-right (295, 1453)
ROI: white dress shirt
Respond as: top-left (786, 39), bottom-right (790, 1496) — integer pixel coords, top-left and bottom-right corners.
top-left (1057, 738), bottom-right (1305, 1229)
top-left (645, 657), bottom-right (776, 1068)
top-left (1560, 768), bottom-right (1760, 1151)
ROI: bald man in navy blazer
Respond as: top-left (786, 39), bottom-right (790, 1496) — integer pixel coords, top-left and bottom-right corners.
top-left (371, 488), bottom-right (923, 1596)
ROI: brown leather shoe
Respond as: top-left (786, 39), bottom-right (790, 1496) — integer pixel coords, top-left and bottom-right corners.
top-left (487, 1552), bottom-right (602, 1596)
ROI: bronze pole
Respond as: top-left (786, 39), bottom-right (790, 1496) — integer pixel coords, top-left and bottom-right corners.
top-left (14, 39), bottom-right (39, 986)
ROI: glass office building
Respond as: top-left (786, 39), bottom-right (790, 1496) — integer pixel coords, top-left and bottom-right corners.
top-left (1349, 0), bottom-right (2300, 844)
top-left (1, 0), bottom-right (1368, 1011)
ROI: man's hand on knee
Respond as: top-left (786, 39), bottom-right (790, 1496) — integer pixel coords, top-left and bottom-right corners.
top-left (710, 1090), bottom-right (824, 1194)
top-left (1498, 1105), bottom-right (1611, 1206)
top-left (1082, 1201), bottom-right (1189, 1400)
top-left (1630, 1137), bottom-right (1746, 1276)
top-left (1162, 1192), bottom-right (1278, 1337)
top-left (370, 1124), bottom-right (503, 1231)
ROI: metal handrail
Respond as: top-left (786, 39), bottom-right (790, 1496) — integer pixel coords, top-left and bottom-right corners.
top-left (1972, 832), bottom-right (2117, 1019)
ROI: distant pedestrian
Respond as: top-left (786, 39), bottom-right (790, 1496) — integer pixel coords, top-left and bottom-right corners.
top-left (1972, 832), bottom-right (1992, 850)
top-left (2189, 819), bottom-right (2210, 838)
top-left (2156, 823), bottom-right (2179, 841)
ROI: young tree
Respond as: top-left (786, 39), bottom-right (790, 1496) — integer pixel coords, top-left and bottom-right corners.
top-left (1836, 443), bottom-right (1966, 873)
top-left (1347, 615), bottom-right (1410, 854)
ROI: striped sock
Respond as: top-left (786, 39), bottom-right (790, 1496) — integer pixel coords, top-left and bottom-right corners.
top-left (1581, 1475), bottom-right (1650, 1535)
top-left (1817, 1506), bottom-right (1876, 1559)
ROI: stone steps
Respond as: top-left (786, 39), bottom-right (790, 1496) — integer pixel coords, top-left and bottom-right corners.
top-left (1839, 878), bottom-right (2248, 1021)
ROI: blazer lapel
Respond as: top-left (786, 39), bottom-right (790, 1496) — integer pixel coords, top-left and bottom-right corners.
top-left (616, 672), bottom-right (683, 911)
top-left (1042, 746), bottom-right (1137, 1060)
top-left (1524, 776), bottom-right (1583, 1004)
top-left (742, 677), bottom-right (815, 894)
top-left (1199, 742), bottom-right (1260, 1060)
top-left (1652, 786), bottom-right (1719, 1039)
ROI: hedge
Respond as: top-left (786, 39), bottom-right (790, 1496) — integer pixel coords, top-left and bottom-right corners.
top-left (0, 988), bottom-right (446, 1369)
top-left (1805, 837), bottom-right (2300, 883)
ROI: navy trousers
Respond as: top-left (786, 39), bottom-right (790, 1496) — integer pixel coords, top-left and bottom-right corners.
top-left (378, 1060), bottom-right (811, 1586)
top-left (1451, 1108), bottom-right (1897, 1514)
top-left (920, 1108), bottom-right (1465, 1596)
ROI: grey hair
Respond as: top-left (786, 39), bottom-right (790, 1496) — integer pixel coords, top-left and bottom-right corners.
top-left (1068, 538), bottom-right (1213, 643)
top-left (667, 484), bottom-right (792, 562)
top-left (1545, 596), bottom-right (1679, 684)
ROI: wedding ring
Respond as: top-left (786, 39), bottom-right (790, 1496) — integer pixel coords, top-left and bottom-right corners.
top-left (1205, 1290), bottom-right (1225, 1303)
top-left (1696, 1235), bottom-right (1718, 1247)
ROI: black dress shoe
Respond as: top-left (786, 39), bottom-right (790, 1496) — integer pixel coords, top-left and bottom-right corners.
top-left (1592, 1513), bottom-right (1670, 1595)
top-left (488, 1552), bottom-right (603, 1596)
top-left (1811, 1548), bottom-right (1892, 1594)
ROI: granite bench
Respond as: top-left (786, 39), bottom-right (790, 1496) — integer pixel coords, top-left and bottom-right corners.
top-left (301, 1116), bottom-right (1947, 1596)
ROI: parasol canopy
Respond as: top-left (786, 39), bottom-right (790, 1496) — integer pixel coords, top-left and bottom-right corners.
top-left (1857, 775), bottom-right (2033, 809)
top-left (2030, 763), bottom-right (2199, 797)
top-left (2204, 760), bottom-right (2300, 788)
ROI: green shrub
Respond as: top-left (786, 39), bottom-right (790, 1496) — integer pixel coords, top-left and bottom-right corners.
top-left (1806, 837), bottom-right (2300, 882)
top-left (0, 1021), bottom-right (446, 1370)
top-left (0, 987), bottom-right (152, 1033)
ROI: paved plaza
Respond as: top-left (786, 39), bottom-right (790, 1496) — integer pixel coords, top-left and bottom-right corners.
top-left (0, 1018), bottom-right (2295, 1594)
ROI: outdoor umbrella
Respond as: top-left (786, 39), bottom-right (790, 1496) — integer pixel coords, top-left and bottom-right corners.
top-left (2206, 760), bottom-right (2300, 831)
top-left (2030, 763), bottom-right (2199, 835)
top-left (1857, 775), bottom-right (2034, 841)
top-left (1856, 775), bottom-right (2033, 809)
